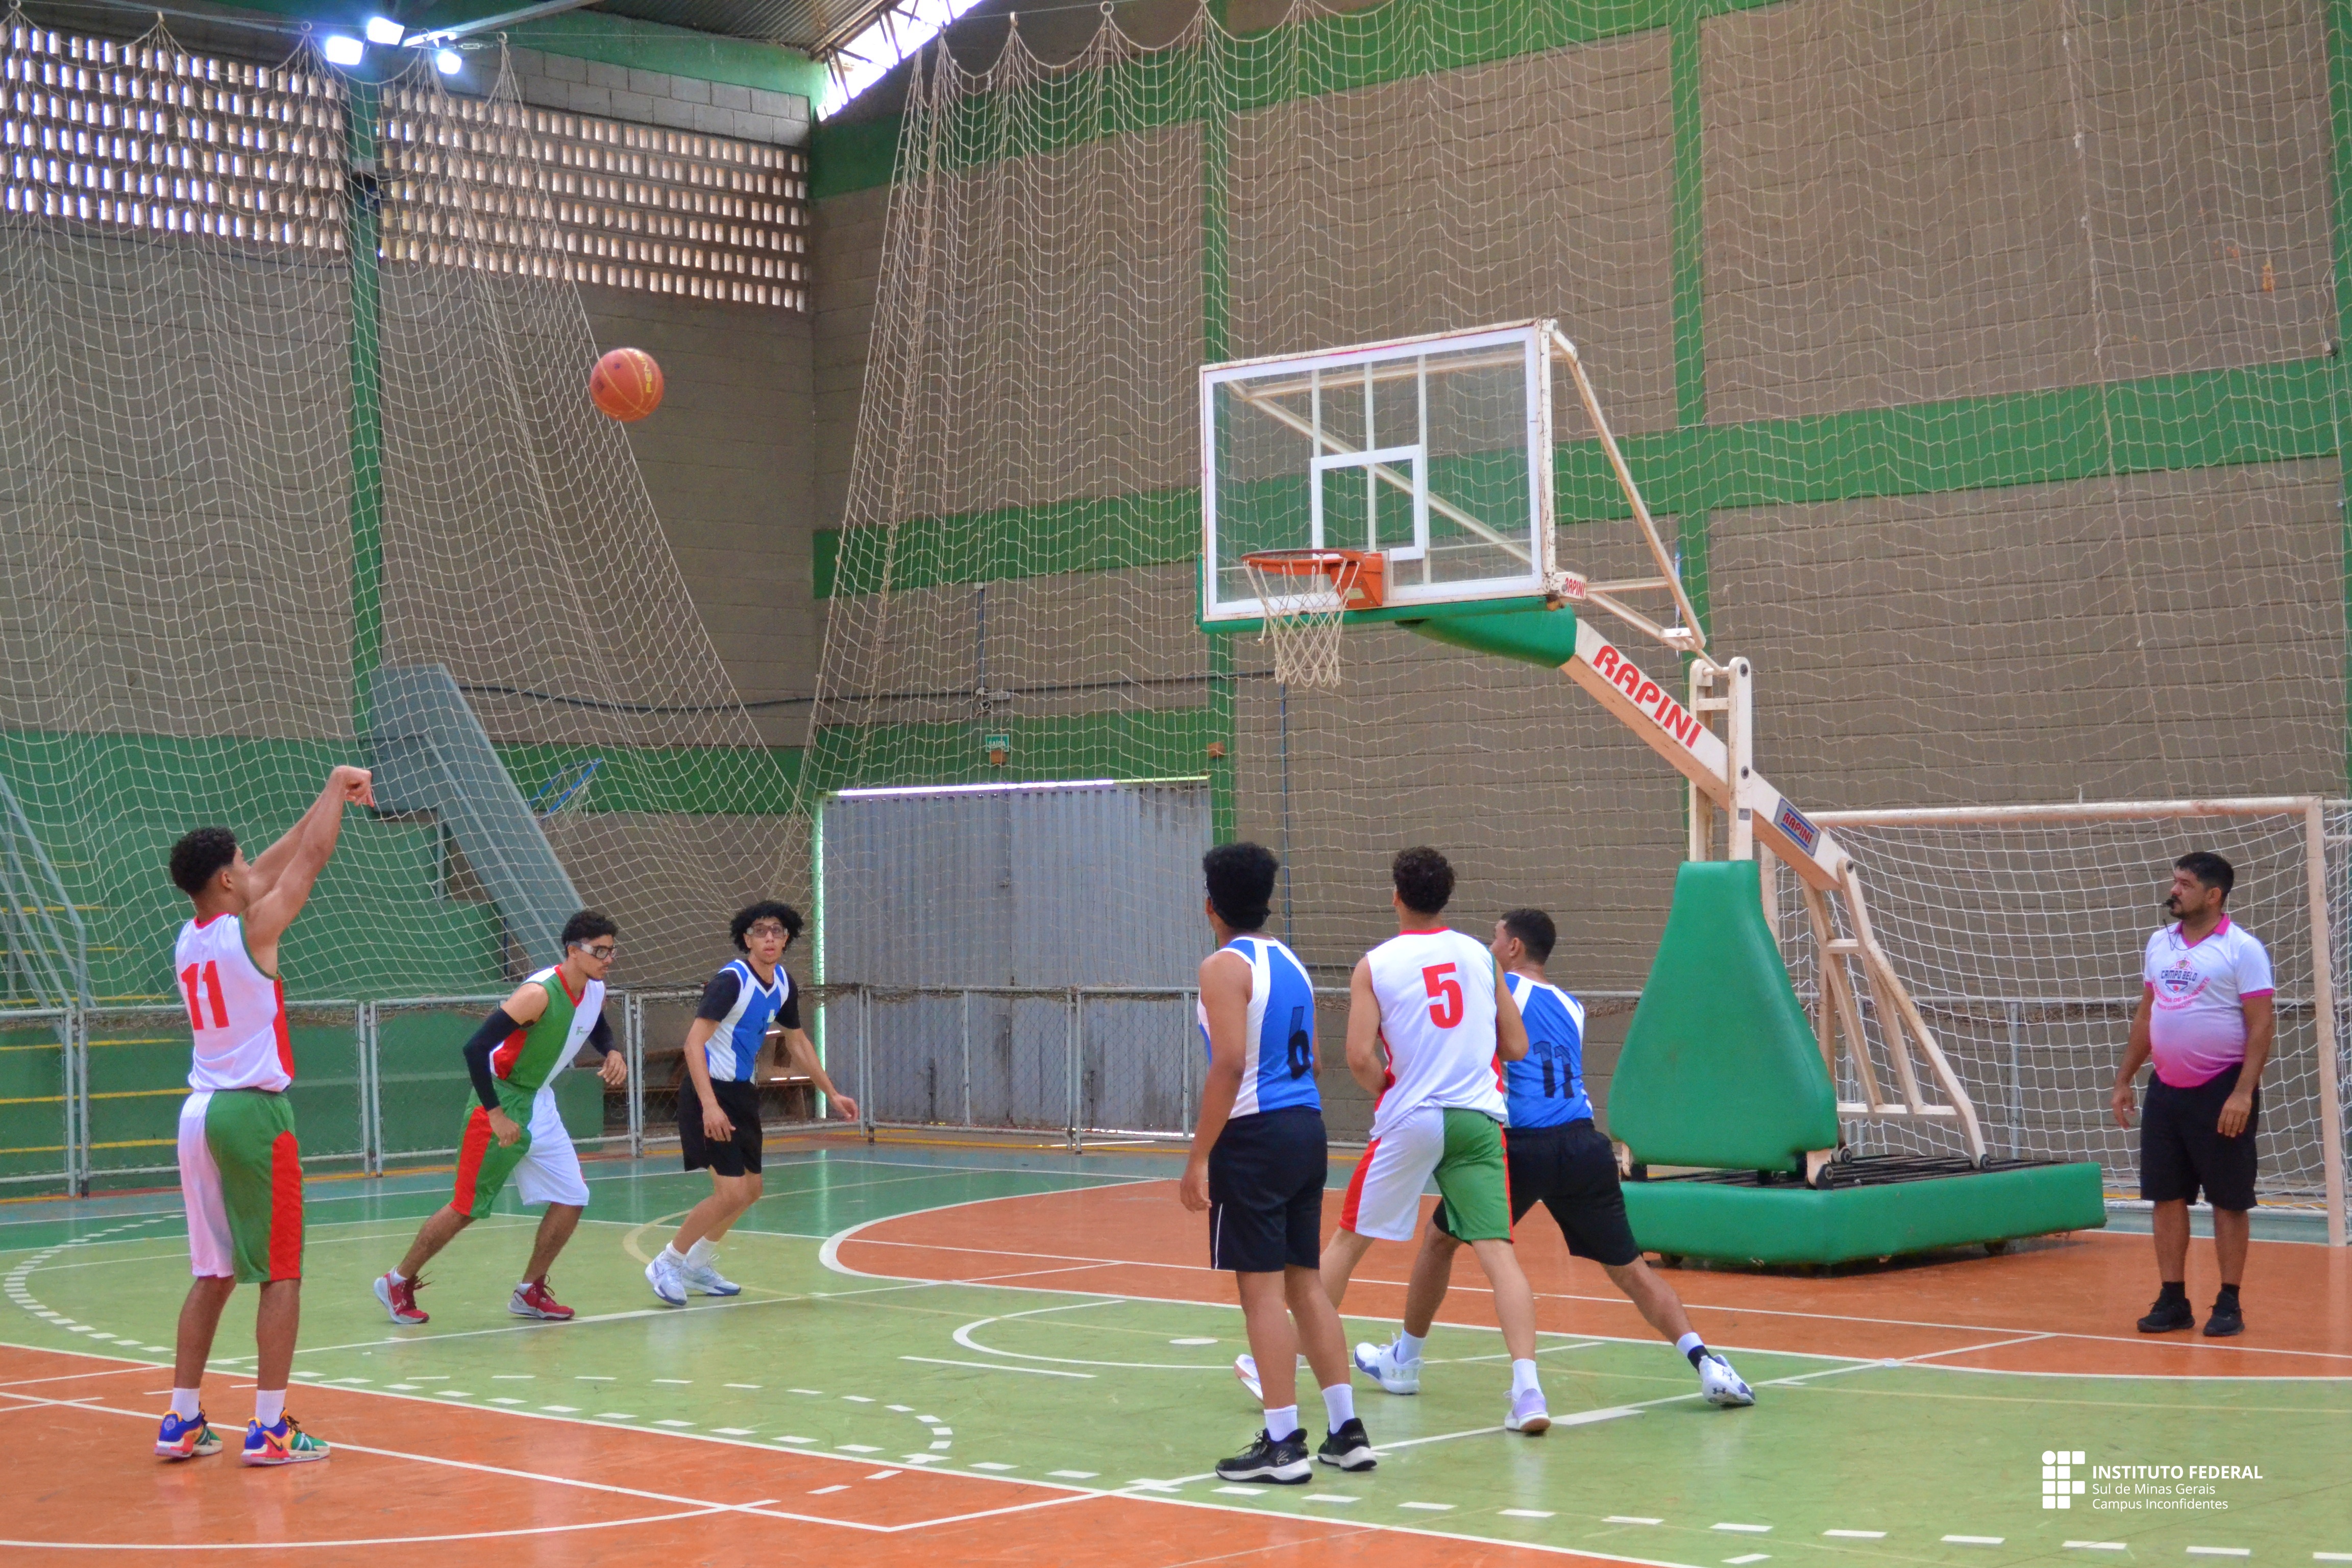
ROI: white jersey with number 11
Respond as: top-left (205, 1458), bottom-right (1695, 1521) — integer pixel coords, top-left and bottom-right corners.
top-left (175, 913), bottom-right (294, 1093)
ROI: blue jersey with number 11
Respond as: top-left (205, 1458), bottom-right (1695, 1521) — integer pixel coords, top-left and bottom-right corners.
top-left (1196, 935), bottom-right (1320, 1118)
top-left (1503, 972), bottom-right (1591, 1128)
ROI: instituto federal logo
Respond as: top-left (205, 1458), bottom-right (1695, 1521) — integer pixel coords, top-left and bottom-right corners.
top-left (2043, 1450), bottom-right (2087, 1509)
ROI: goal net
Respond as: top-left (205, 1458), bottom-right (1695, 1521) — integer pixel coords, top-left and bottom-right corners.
top-left (1781, 802), bottom-right (2347, 1213)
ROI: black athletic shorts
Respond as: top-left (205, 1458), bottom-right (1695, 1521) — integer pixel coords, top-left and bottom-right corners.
top-left (1436, 1117), bottom-right (1641, 1267)
top-left (1208, 1106), bottom-right (1328, 1273)
top-left (680, 1077), bottom-right (765, 1178)
top-left (2140, 1062), bottom-right (2259, 1211)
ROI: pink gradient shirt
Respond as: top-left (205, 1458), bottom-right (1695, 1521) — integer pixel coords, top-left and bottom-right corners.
top-left (2142, 916), bottom-right (2274, 1089)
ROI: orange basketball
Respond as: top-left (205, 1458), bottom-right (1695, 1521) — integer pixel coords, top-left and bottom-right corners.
top-left (589, 347), bottom-right (664, 422)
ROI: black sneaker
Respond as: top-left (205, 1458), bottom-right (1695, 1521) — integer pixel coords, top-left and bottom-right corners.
top-left (1216, 1428), bottom-right (1312, 1484)
top-left (2137, 1294), bottom-right (2195, 1334)
top-left (2203, 1296), bottom-right (2244, 1338)
top-left (1318, 1417), bottom-right (1376, 1472)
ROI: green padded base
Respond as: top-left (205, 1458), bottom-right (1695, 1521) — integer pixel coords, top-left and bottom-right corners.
top-left (1622, 1161), bottom-right (2108, 1266)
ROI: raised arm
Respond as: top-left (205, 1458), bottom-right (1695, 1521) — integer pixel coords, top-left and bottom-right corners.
top-left (1493, 959), bottom-right (1529, 1062)
top-left (243, 766), bottom-right (374, 967)
top-left (1344, 957), bottom-right (1388, 1096)
top-left (1179, 948), bottom-right (1252, 1213)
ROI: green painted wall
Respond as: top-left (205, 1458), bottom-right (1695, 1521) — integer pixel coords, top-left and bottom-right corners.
top-left (805, 0), bottom-right (2352, 803)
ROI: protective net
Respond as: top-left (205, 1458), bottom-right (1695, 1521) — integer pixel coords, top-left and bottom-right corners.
top-left (0, 19), bottom-right (800, 1012)
top-left (1783, 808), bottom-right (2345, 1207)
top-left (813, 0), bottom-right (2349, 1186)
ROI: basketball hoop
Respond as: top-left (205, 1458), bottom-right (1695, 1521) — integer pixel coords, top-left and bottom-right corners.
top-left (1240, 548), bottom-right (1385, 690)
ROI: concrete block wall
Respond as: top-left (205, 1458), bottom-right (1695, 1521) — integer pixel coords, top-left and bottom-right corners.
top-left (580, 286), bottom-right (820, 749)
top-left (502, 46), bottom-right (813, 148)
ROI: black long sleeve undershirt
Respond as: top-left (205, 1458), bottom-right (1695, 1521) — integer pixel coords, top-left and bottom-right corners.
top-left (462, 1009), bottom-right (617, 1113)
top-left (463, 1008), bottom-right (522, 1112)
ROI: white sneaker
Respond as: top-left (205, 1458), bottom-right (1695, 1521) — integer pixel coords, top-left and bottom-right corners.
top-left (678, 1254), bottom-right (742, 1297)
top-left (1699, 1353), bottom-right (1754, 1407)
top-left (1504, 1388), bottom-right (1551, 1434)
top-left (1352, 1338), bottom-right (1422, 1395)
top-left (645, 1253), bottom-right (686, 1308)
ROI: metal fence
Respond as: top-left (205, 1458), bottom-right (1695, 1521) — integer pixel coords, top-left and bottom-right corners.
top-left (0, 982), bottom-right (1216, 1196)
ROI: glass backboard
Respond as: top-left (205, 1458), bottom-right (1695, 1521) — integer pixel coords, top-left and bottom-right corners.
top-left (1200, 321), bottom-right (1559, 625)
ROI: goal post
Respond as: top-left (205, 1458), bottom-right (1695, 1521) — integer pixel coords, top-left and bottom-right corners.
top-left (1785, 798), bottom-right (2347, 1245)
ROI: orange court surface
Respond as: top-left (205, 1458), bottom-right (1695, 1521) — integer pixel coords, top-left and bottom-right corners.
top-left (0, 1136), bottom-right (2344, 1566)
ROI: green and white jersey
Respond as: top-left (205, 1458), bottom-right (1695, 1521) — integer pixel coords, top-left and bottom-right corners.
top-left (491, 966), bottom-right (606, 1095)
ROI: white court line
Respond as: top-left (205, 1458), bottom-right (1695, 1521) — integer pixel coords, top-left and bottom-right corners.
top-left (816, 1189), bottom-right (2352, 1374)
top-left (0, 1507), bottom-right (741, 1551)
top-left (0, 1379), bottom-right (1115, 1536)
top-left (899, 1356), bottom-right (1093, 1379)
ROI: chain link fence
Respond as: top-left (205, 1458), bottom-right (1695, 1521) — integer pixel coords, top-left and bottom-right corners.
top-left (0, 982), bottom-right (1210, 1195)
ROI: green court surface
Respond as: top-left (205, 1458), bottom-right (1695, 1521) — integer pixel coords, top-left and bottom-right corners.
top-left (3, 1141), bottom-right (2344, 1566)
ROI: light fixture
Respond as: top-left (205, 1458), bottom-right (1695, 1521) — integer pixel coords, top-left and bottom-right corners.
top-left (321, 33), bottom-right (365, 66)
top-left (433, 47), bottom-right (462, 75)
top-left (362, 16), bottom-right (404, 45)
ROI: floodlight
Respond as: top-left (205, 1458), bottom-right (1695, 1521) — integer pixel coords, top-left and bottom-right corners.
top-left (434, 48), bottom-right (461, 75)
top-left (363, 16), bottom-right (404, 45)
top-left (321, 33), bottom-right (365, 66)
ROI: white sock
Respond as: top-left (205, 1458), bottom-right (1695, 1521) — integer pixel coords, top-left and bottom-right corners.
top-left (170, 1387), bottom-right (201, 1420)
top-left (1677, 1331), bottom-right (1706, 1365)
top-left (685, 1238), bottom-right (717, 1266)
top-left (1263, 1404), bottom-right (1301, 1441)
top-left (387, 1269), bottom-right (407, 1285)
top-left (1321, 1382), bottom-right (1355, 1430)
top-left (1510, 1358), bottom-right (1541, 1398)
top-left (253, 1388), bottom-right (285, 1429)
top-left (659, 1243), bottom-right (686, 1266)
top-left (1397, 1330), bottom-right (1426, 1361)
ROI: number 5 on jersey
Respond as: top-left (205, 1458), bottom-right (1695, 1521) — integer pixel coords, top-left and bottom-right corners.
top-left (181, 961), bottom-right (229, 1031)
top-left (1422, 963), bottom-right (1463, 1028)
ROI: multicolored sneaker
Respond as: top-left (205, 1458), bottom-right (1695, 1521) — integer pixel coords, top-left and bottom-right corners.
top-left (509, 1279), bottom-right (575, 1320)
top-left (1504, 1388), bottom-right (1551, 1435)
top-left (678, 1252), bottom-right (742, 1297)
top-left (155, 1410), bottom-right (220, 1460)
top-left (374, 1271), bottom-right (428, 1325)
top-left (241, 1415), bottom-right (328, 1466)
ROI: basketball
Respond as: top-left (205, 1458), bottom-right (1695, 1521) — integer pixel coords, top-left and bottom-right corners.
top-left (589, 347), bottom-right (664, 422)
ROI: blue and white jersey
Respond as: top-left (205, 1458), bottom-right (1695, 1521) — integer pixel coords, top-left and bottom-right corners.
top-left (1503, 971), bottom-right (1590, 1129)
top-left (1196, 935), bottom-right (1321, 1118)
top-left (692, 960), bottom-right (800, 1083)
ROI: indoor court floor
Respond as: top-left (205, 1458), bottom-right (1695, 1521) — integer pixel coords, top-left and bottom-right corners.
top-left (0, 1134), bottom-right (2344, 1565)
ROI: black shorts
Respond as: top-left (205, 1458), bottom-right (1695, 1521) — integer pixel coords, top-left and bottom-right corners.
top-left (2140, 1063), bottom-right (2259, 1211)
top-left (680, 1077), bottom-right (765, 1178)
top-left (1208, 1107), bottom-right (1328, 1273)
top-left (1437, 1118), bottom-right (1641, 1267)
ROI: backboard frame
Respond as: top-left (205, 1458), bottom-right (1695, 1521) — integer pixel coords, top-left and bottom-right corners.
top-left (1199, 320), bottom-right (1561, 632)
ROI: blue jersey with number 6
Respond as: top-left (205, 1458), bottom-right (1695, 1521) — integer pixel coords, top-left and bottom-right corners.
top-left (1195, 935), bottom-right (1320, 1118)
top-left (1503, 972), bottom-right (1590, 1128)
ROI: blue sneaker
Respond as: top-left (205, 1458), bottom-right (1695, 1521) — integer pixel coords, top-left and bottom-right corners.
top-left (242, 1415), bottom-right (329, 1466)
top-left (155, 1410), bottom-right (220, 1460)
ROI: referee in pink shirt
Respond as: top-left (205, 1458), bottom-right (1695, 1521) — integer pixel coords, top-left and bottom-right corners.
top-left (2111, 851), bottom-right (2275, 1338)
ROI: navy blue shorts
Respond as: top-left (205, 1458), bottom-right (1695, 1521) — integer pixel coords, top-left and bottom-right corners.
top-left (1208, 1107), bottom-right (1327, 1273)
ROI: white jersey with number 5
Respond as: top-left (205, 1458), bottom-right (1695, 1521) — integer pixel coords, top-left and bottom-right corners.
top-left (175, 913), bottom-right (294, 1093)
top-left (1364, 926), bottom-right (1507, 1139)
